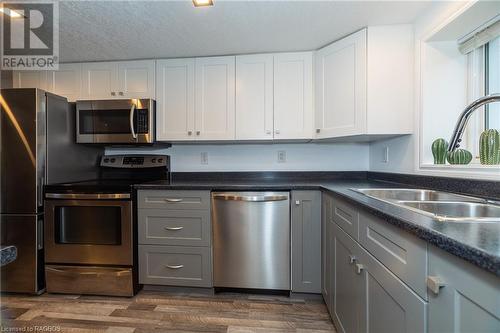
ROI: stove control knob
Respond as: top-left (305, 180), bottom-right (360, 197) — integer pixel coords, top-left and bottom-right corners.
top-left (110, 158), bottom-right (116, 163)
top-left (151, 158), bottom-right (156, 163)
top-left (158, 158), bottom-right (163, 163)
top-left (104, 158), bottom-right (109, 163)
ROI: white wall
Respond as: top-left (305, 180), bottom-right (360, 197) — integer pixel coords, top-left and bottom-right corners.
top-left (369, 135), bottom-right (415, 174)
top-left (107, 142), bottom-right (370, 172)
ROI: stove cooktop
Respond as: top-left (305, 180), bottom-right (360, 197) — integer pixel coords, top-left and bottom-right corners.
top-left (44, 178), bottom-right (167, 194)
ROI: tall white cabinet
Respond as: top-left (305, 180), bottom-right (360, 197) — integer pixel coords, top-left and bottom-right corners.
top-left (274, 52), bottom-right (313, 140)
top-left (315, 25), bottom-right (413, 139)
top-left (156, 56), bottom-right (235, 141)
top-left (235, 54), bottom-right (274, 140)
top-left (46, 63), bottom-right (82, 102)
top-left (195, 56), bottom-right (236, 140)
top-left (234, 52), bottom-right (313, 141)
top-left (156, 59), bottom-right (196, 141)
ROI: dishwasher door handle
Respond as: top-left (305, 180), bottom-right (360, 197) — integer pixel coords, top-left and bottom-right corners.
top-left (212, 194), bottom-right (288, 202)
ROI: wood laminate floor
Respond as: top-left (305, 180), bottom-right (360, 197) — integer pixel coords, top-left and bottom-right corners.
top-left (0, 290), bottom-right (336, 333)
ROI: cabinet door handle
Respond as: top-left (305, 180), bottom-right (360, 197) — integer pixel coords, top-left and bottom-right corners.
top-left (188, 131), bottom-right (192, 136)
top-left (349, 255), bottom-right (357, 264)
top-left (355, 263), bottom-right (364, 274)
top-left (164, 198), bottom-right (183, 202)
top-left (427, 276), bottom-right (445, 295)
top-left (275, 129), bottom-right (280, 134)
top-left (164, 226), bottom-right (183, 231)
top-left (111, 92), bottom-right (116, 96)
top-left (165, 264), bottom-right (184, 269)
top-left (316, 128), bottom-right (321, 133)
top-left (266, 130), bottom-right (272, 135)
top-left (295, 200), bottom-right (300, 206)
top-left (196, 131), bottom-right (201, 136)
top-left (118, 91), bottom-right (124, 96)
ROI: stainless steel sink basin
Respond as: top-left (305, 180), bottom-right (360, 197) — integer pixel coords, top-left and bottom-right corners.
top-left (352, 188), bottom-right (483, 203)
top-left (398, 201), bottom-right (500, 223)
top-left (351, 188), bottom-right (500, 223)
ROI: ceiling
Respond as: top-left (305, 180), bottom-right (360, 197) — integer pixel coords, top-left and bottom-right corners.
top-left (59, 0), bottom-right (433, 63)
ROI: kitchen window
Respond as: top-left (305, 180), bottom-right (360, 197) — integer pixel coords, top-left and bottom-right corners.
top-left (463, 34), bottom-right (500, 162)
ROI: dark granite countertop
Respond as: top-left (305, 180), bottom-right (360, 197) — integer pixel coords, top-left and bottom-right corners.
top-left (135, 175), bottom-right (500, 277)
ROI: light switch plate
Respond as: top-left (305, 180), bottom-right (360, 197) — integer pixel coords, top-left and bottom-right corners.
top-left (277, 151), bottom-right (286, 163)
top-left (201, 152), bottom-right (209, 165)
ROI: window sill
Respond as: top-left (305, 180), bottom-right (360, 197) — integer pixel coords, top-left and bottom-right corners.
top-left (419, 163), bottom-right (500, 180)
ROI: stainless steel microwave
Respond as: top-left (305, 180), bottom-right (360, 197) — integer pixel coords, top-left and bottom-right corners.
top-left (76, 99), bottom-right (155, 144)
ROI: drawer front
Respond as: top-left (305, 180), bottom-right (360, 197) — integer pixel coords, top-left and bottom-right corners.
top-left (139, 245), bottom-right (212, 287)
top-left (332, 198), bottom-right (359, 240)
top-left (46, 265), bottom-right (133, 297)
top-left (138, 209), bottom-right (211, 247)
top-left (358, 211), bottom-right (428, 299)
top-left (138, 190), bottom-right (210, 210)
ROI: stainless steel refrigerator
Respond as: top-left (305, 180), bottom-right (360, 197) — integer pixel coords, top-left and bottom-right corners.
top-left (1, 88), bottom-right (101, 294)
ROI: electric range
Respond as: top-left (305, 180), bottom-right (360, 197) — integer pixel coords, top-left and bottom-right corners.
top-left (43, 154), bottom-right (170, 296)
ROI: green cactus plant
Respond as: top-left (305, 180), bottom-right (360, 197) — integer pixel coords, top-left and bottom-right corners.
top-left (431, 138), bottom-right (448, 164)
top-left (447, 149), bottom-right (473, 165)
top-left (479, 129), bottom-right (500, 165)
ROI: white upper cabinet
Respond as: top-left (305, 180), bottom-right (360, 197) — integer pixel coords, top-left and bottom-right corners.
top-left (235, 54), bottom-right (274, 140)
top-left (117, 60), bottom-right (155, 99)
top-left (195, 56), bottom-right (236, 140)
top-left (80, 62), bottom-right (119, 99)
top-left (13, 71), bottom-right (48, 90)
top-left (156, 58), bottom-right (195, 141)
top-left (80, 60), bottom-right (155, 100)
top-left (315, 25), bottom-right (413, 139)
top-left (315, 29), bottom-right (367, 139)
top-left (46, 63), bottom-right (82, 102)
top-left (274, 52), bottom-right (313, 140)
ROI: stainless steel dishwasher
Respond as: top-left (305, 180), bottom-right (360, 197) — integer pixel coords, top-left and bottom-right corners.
top-left (212, 192), bottom-right (290, 291)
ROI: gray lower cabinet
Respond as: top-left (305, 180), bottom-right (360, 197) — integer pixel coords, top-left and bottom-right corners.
top-left (291, 191), bottom-right (321, 293)
top-left (138, 190), bottom-right (212, 288)
top-left (358, 243), bottom-right (427, 333)
top-left (322, 192), bottom-right (334, 313)
top-left (332, 223), bottom-right (362, 333)
top-left (333, 223), bottom-right (426, 333)
top-left (139, 245), bottom-right (212, 287)
top-left (428, 246), bottom-right (500, 333)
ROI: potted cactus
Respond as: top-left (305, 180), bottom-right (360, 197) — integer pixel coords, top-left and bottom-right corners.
top-left (431, 138), bottom-right (448, 164)
top-left (479, 129), bottom-right (500, 165)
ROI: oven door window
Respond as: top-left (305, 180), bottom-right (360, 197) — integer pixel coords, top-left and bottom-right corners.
top-left (54, 206), bottom-right (121, 245)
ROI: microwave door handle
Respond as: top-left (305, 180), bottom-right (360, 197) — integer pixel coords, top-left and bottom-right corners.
top-left (129, 104), bottom-right (137, 139)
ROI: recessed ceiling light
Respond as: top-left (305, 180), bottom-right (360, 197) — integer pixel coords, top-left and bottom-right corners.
top-left (0, 7), bottom-right (23, 18)
top-left (193, 0), bottom-right (214, 7)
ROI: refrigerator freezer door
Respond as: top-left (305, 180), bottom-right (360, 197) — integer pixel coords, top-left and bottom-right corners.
top-left (0, 214), bottom-right (43, 293)
top-left (0, 88), bottom-right (45, 214)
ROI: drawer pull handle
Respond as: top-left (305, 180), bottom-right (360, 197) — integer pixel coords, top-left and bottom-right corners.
top-left (355, 263), bottom-right (364, 275)
top-left (164, 226), bottom-right (183, 231)
top-left (165, 198), bottom-right (183, 203)
top-left (427, 276), bottom-right (445, 295)
top-left (349, 255), bottom-right (357, 264)
top-left (165, 264), bottom-right (184, 269)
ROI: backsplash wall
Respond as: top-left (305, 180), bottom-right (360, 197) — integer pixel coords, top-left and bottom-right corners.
top-left (106, 143), bottom-right (370, 172)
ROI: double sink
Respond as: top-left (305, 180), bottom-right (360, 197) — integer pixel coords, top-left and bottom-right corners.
top-left (351, 188), bottom-right (500, 223)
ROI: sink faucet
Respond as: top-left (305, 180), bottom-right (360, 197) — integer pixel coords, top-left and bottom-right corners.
top-left (448, 93), bottom-right (500, 153)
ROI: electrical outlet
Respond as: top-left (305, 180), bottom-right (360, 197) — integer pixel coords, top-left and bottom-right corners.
top-left (382, 146), bottom-right (389, 163)
top-left (201, 152), bottom-right (209, 165)
top-left (277, 151), bottom-right (286, 163)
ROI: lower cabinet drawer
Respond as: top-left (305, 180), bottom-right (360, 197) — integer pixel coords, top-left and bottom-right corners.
top-left (139, 245), bottom-right (212, 287)
top-left (46, 265), bottom-right (133, 297)
top-left (332, 198), bottom-right (359, 240)
top-left (138, 209), bottom-right (211, 247)
top-left (358, 211), bottom-right (428, 299)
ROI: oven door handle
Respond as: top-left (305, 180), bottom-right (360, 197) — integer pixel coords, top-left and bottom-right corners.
top-left (45, 193), bottom-right (131, 200)
top-left (129, 103), bottom-right (137, 139)
top-left (46, 267), bottom-right (99, 276)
